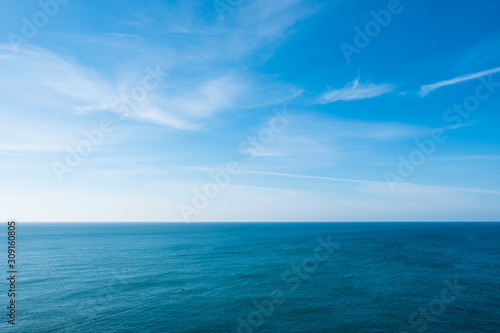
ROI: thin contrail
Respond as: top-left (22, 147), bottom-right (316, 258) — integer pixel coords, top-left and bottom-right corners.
top-left (419, 66), bottom-right (500, 96)
top-left (241, 170), bottom-right (500, 196)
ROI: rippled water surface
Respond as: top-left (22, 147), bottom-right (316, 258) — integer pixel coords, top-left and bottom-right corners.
top-left (5, 222), bottom-right (500, 332)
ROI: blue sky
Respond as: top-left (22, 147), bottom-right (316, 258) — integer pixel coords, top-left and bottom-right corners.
top-left (1, 0), bottom-right (500, 222)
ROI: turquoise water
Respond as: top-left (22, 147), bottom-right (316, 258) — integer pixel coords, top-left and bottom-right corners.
top-left (4, 223), bottom-right (500, 332)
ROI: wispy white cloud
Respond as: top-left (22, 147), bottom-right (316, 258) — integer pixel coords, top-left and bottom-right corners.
top-left (419, 66), bottom-right (500, 96)
top-left (0, 44), bottom-right (300, 131)
top-left (317, 78), bottom-right (395, 104)
top-left (76, 73), bottom-right (250, 130)
top-left (0, 0), bottom-right (313, 151)
top-left (249, 113), bottom-right (429, 163)
top-left (0, 0), bottom-right (312, 131)
top-left (234, 0), bottom-right (320, 41)
top-left (0, 45), bottom-right (113, 110)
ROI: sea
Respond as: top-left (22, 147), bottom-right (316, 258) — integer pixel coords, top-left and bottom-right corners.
top-left (3, 222), bottom-right (499, 332)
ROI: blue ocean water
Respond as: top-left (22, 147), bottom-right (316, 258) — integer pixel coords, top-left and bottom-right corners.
top-left (4, 222), bottom-right (499, 332)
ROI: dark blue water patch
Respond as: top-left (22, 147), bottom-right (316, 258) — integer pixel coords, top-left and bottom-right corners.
top-left (2, 222), bottom-right (499, 332)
